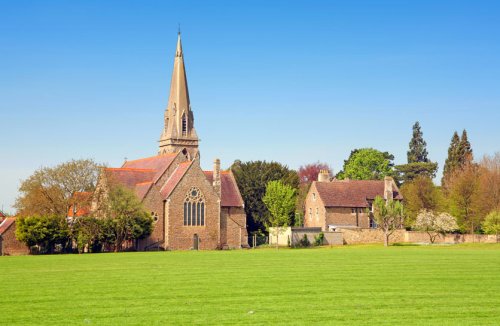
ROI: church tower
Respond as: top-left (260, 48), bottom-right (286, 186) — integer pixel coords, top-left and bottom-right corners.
top-left (159, 32), bottom-right (199, 158)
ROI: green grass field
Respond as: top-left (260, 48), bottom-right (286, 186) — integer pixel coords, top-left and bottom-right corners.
top-left (1, 244), bottom-right (499, 325)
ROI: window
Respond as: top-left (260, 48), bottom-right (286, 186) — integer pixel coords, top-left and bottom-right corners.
top-left (151, 212), bottom-right (159, 223)
top-left (358, 208), bottom-right (364, 214)
top-left (309, 208), bottom-right (312, 221)
top-left (351, 208), bottom-right (356, 214)
top-left (183, 187), bottom-right (205, 226)
top-left (312, 193), bottom-right (316, 201)
top-left (315, 208), bottom-right (319, 221)
top-left (182, 113), bottom-right (187, 136)
top-left (370, 216), bottom-right (378, 229)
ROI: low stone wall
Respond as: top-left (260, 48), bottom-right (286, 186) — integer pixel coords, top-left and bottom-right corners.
top-left (340, 228), bottom-right (498, 245)
top-left (269, 227), bottom-right (343, 246)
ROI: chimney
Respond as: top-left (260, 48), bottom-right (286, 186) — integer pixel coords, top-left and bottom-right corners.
top-left (213, 158), bottom-right (221, 197)
top-left (318, 170), bottom-right (330, 182)
top-left (384, 176), bottom-right (394, 200)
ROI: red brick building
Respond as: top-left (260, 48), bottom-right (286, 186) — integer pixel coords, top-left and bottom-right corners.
top-left (0, 218), bottom-right (30, 256)
top-left (304, 170), bottom-right (402, 231)
top-left (91, 33), bottom-right (247, 250)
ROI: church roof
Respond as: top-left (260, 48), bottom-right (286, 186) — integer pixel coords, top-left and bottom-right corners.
top-left (67, 192), bottom-right (92, 217)
top-left (104, 168), bottom-right (157, 193)
top-left (122, 154), bottom-right (177, 183)
top-left (314, 180), bottom-right (403, 208)
top-left (204, 171), bottom-right (244, 207)
top-left (0, 217), bottom-right (15, 235)
top-left (160, 161), bottom-right (193, 199)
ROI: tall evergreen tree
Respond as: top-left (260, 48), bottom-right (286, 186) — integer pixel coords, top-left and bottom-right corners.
top-left (442, 131), bottom-right (461, 185)
top-left (407, 121), bottom-right (429, 163)
top-left (458, 129), bottom-right (473, 166)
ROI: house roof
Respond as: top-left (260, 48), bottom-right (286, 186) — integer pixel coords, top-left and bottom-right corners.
top-left (314, 180), bottom-right (402, 208)
top-left (67, 192), bottom-right (93, 217)
top-left (204, 171), bottom-right (244, 207)
top-left (160, 161), bottom-right (193, 199)
top-left (0, 217), bottom-right (15, 235)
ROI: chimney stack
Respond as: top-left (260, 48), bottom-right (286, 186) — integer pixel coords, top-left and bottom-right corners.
top-left (384, 176), bottom-right (394, 200)
top-left (318, 170), bottom-right (330, 182)
top-left (213, 158), bottom-right (221, 197)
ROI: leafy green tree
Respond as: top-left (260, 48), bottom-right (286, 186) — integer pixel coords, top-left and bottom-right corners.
top-left (336, 148), bottom-right (394, 180)
top-left (98, 185), bottom-right (153, 252)
top-left (231, 160), bottom-right (300, 233)
top-left (15, 159), bottom-right (102, 217)
top-left (262, 180), bottom-right (296, 246)
top-left (458, 129), bottom-right (473, 166)
top-left (400, 176), bottom-right (443, 227)
top-left (442, 132), bottom-right (461, 185)
top-left (407, 121), bottom-right (429, 163)
top-left (16, 215), bottom-right (70, 253)
top-left (71, 216), bottom-right (103, 253)
top-left (394, 162), bottom-right (439, 184)
top-left (372, 196), bottom-right (405, 246)
top-left (482, 210), bottom-right (500, 242)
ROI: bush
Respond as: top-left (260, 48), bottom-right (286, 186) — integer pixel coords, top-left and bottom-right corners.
top-left (299, 234), bottom-right (310, 247)
top-left (314, 232), bottom-right (325, 246)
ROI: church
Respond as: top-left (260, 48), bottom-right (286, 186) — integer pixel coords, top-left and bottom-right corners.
top-left (91, 33), bottom-right (248, 250)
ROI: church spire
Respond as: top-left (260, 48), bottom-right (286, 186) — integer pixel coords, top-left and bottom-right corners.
top-left (159, 32), bottom-right (199, 158)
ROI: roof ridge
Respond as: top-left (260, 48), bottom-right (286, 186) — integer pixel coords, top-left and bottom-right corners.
top-left (124, 154), bottom-right (176, 164)
top-left (105, 168), bottom-right (156, 172)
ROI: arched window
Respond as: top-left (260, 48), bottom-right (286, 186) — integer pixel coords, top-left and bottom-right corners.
top-left (183, 187), bottom-right (205, 226)
top-left (316, 208), bottom-right (319, 221)
top-left (182, 113), bottom-right (187, 136)
top-left (309, 208), bottom-right (312, 221)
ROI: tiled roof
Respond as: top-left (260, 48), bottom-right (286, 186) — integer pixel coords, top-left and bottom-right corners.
top-left (204, 171), bottom-right (244, 207)
top-left (160, 161), bottom-right (193, 199)
top-left (122, 154), bottom-right (177, 183)
top-left (315, 180), bottom-right (403, 208)
top-left (0, 211), bottom-right (5, 218)
top-left (67, 192), bottom-right (92, 217)
top-left (0, 217), bottom-right (15, 235)
top-left (135, 182), bottom-right (153, 200)
top-left (104, 168), bottom-right (157, 191)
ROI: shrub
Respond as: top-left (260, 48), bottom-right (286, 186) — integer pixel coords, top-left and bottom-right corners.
top-left (314, 232), bottom-right (325, 246)
top-left (299, 234), bottom-right (310, 247)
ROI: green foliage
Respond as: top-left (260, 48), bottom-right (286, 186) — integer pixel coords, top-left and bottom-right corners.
top-left (443, 130), bottom-right (474, 186)
top-left (262, 180), bottom-right (296, 229)
top-left (400, 176), bottom-right (444, 226)
top-left (394, 162), bottom-right (438, 184)
top-left (15, 215), bottom-right (70, 253)
top-left (336, 148), bottom-right (394, 180)
top-left (101, 185), bottom-right (153, 251)
top-left (231, 160), bottom-right (300, 233)
top-left (407, 121), bottom-right (429, 163)
top-left (482, 210), bottom-right (500, 238)
top-left (372, 196), bottom-right (405, 246)
top-left (71, 216), bottom-right (103, 253)
top-left (299, 233), bottom-right (310, 247)
top-left (458, 129), bottom-right (473, 166)
top-left (314, 232), bottom-right (325, 246)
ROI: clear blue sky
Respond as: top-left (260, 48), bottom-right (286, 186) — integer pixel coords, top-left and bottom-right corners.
top-left (1, 0), bottom-right (500, 213)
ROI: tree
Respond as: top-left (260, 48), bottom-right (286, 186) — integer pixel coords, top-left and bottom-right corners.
top-left (336, 148), bottom-right (394, 180)
top-left (442, 132), bottom-right (461, 185)
top-left (482, 210), bottom-right (500, 242)
top-left (414, 210), bottom-right (458, 243)
top-left (394, 162), bottom-right (438, 184)
top-left (458, 129), bottom-right (473, 167)
top-left (231, 160), bottom-right (300, 233)
top-left (262, 181), bottom-right (296, 247)
top-left (447, 164), bottom-right (481, 233)
top-left (15, 159), bottom-right (102, 217)
top-left (372, 196), bottom-right (405, 246)
top-left (477, 153), bottom-right (500, 217)
top-left (16, 215), bottom-right (70, 253)
top-left (98, 185), bottom-right (153, 252)
top-left (407, 121), bottom-right (429, 163)
top-left (71, 216), bottom-right (103, 253)
top-left (400, 176), bottom-right (443, 227)
top-left (298, 162), bottom-right (331, 184)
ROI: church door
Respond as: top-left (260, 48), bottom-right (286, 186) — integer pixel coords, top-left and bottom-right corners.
top-left (193, 234), bottom-right (199, 250)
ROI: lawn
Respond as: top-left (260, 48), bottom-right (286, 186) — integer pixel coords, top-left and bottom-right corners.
top-left (0, 244), bottom-right (499, 325)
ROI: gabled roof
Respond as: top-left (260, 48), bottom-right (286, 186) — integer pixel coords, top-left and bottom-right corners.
top-left (0, 217), bottom-right (15, 235)
top-left (160, 161), bottom-right (193, 199)
top-left (67, 192), bottom-right (92, 217)
top-left (314, 180), bottom-right (402, 208)
top-left (204, 171), bottom-right (244, 207)
top-left (104, 168), bottom-right (157, 191)
top-left (122, 153), bottom-right (177, 183)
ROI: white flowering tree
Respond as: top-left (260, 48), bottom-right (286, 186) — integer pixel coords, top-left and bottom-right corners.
top-left (414, 209), bottom-right (458, 243)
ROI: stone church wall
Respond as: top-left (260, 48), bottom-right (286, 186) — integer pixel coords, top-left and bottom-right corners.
top-left (0, 221), bottom-right (30, 256)
top-left (221, 207), bottom-right (248, 248)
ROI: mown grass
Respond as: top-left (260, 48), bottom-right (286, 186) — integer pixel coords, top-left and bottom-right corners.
top-left (1, 244), bottom-right (499, 325)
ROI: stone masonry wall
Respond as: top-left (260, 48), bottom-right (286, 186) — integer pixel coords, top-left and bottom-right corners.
top-left (166, 163), bottom-right (221, 250)
top-left (0, 222), bottom-right (30, 256)
top-left (221, 207), bottom-right (248, 248)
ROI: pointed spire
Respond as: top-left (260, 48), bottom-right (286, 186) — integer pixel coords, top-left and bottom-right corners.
top-left (159, 32), bottom-right (199, 157)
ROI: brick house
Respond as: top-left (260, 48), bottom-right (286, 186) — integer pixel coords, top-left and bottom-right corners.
top-left (304, 170), bottom-right (402, 231)
top-left (90, 33), bottom-right (247, 250)
top-left (0, 218), bottom-right (30, 256)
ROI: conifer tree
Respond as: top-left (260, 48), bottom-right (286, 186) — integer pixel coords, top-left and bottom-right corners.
top-left (458, 129), bottom-right (473, 166)
top-left (442, 131), bottom-right (461, 185)
top-left (407, 121), bottom-right (429, 163)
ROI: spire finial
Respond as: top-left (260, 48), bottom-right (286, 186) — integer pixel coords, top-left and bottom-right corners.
top-left (178, 23), bottom-right (181, 35)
